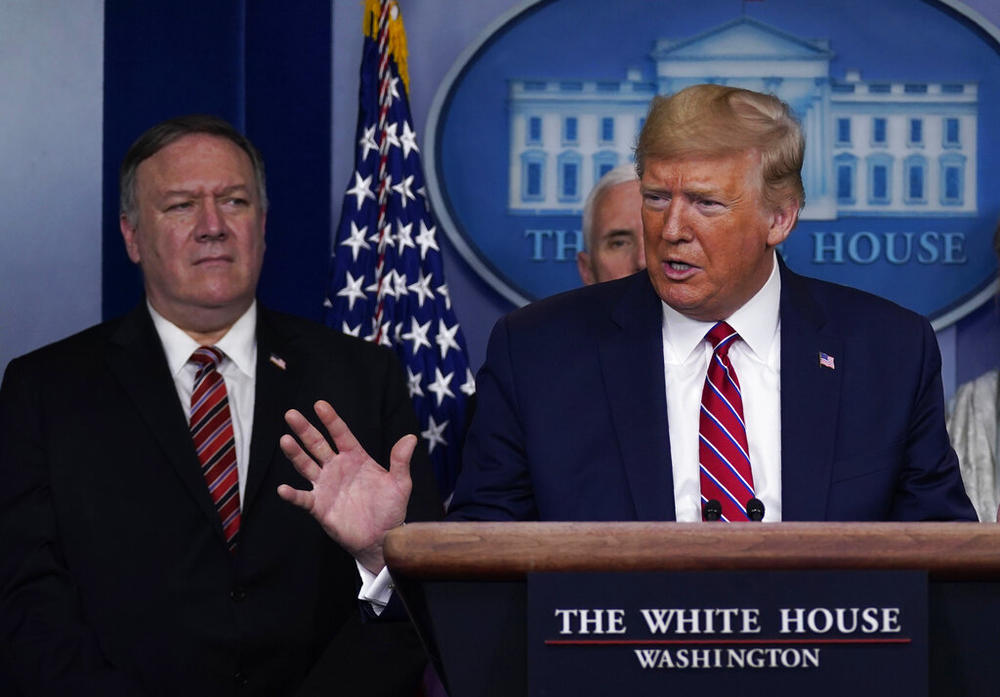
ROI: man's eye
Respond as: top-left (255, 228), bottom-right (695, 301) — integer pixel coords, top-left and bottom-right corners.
top-left (167, 201), bottom-right (193, 211)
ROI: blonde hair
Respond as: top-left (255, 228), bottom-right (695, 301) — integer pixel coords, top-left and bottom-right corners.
top-left (635, 84), bottom-right (804, 211)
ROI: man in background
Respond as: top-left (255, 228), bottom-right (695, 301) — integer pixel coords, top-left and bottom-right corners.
top-left (576, 163), bottom-right (645, 285)
top-left (0, 115), bottom-right (439, 696)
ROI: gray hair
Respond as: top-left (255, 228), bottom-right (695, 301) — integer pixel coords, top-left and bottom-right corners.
top-left (581, 163), bottom-right (639, 251)
top-left (119, 114), bottom-right (268, 226)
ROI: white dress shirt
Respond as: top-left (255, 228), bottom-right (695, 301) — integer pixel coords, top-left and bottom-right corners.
top-left (661, 255), bottom-right (783, 522)
top-left (149, 301), bottom-right (258, 503)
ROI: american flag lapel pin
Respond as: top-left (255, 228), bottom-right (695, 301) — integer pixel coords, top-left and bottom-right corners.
top-left (269, 353), bottom-right (287, 371)
top-left (818, 351), bottom-right (835, 370)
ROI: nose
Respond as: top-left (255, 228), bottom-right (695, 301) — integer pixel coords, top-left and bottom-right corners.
top-left (194, 199), bottom-right (228, 240)
top-left (660, 200), bottom-right (688, 242)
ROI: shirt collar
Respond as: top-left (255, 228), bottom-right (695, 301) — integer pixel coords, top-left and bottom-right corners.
top-left (148, 300), bottom-right (258, 378)
top-left (661, 252), bottom-right (781, 364)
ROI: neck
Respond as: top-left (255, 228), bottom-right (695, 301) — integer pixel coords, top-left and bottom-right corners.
top-left (147, 297), bottom-right (253, 346)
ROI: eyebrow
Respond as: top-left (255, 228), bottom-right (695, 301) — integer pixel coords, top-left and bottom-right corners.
top-left (161, 184), bottom-right (251, 198)
top-left (599, 228), bottom-right (638, 241)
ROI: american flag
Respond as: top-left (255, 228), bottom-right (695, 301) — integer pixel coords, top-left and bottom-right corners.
top-left (818, 351), bottom-right (836, 370)
top-left (325, 0), bottom-right (473, 498)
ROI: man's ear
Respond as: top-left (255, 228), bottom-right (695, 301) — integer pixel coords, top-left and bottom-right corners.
top-left (120, 214), bottom-right (142, 264)
top-left (766, 199), bottom-right (800, 248)
top-left (577, 250), bottom-right (596, 285)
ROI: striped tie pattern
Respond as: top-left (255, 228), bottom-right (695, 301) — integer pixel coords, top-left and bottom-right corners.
top-left (699, 322), bottom-right (755, 522)
top-left (189, 346), bottom-right (240, 551)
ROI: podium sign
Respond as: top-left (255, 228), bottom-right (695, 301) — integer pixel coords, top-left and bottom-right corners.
top-left (528, 570), bottom-right (927, 697)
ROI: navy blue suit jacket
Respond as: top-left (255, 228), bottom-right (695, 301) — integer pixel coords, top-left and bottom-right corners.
top-left (450, 263), bottom-right (975, 522)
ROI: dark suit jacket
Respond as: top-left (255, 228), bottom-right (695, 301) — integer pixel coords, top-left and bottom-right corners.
top-left (450, 264), bottom-right (976, 522)
top-left (0, 304), bottom-right (441, 697)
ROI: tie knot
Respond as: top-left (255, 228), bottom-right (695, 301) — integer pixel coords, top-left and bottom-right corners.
top-left (705, 322), bottom-right (739, 355)
top-left (190, 346), bottom-right (225, 373)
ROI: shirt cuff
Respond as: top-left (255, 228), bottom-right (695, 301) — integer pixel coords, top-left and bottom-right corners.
top-left (357, 561), bottom-right (395, 616)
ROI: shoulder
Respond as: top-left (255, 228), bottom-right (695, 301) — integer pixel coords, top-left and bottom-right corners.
top-left (3, 317), bottom-right (125, 380)
top-left (259, 308), bottom-right (401, 373)
top-left (782, 265), bottom-right (929, 335)
top-left (499, 271), bottom-right (647, 336)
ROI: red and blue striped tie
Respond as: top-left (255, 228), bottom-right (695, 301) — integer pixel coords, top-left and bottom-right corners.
top-left (189, 346), bottom-right (240, 551)
top-left (699, 322), bottom-right (755, 522)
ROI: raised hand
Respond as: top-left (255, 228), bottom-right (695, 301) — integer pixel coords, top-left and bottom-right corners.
top-left (277, 400), bottom-right (414, 573)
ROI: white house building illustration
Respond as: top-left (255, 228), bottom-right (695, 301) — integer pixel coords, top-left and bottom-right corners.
top-left (507, 17), bottom-right (978, 221)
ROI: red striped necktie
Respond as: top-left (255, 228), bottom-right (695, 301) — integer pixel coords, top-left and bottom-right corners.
top-left (189, 346), bottom-right (241, 551)
top-left (699, 322), bottom-right (755, 522)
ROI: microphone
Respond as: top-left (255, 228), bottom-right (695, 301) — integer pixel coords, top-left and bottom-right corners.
top-left (746, 498), bottom-right (765, 522)
top-left (703, 499), bottom-right (722, 521)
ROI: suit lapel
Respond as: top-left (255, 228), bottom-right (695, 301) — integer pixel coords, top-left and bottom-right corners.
top-left (598, 273), bottom-right (676, 520)
top-left (107, 305), bottom-right (223, 535)
top-left (242, 308), bottom-right (304, 516)
top-left (778, 263), bottom-right (844, 521)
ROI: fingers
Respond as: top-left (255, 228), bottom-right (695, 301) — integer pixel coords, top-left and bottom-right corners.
top-left (276, 483), bottom-right (314, 510)
top-left (278, 433), bottom-right (323, 482)
top-left (388, 434), bottom-right (416, 494)
top-left (313, 400), bottom-right (364, 456)
top-left (284, 407), bottom-right (337, 465)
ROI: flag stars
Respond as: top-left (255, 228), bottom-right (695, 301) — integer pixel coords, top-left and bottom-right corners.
top-left (381, 122), bottom-right (400, 152)
top-left (346, 171), bottom-right (376, 210)
top-left (408, 270), bottom-right (435, 307)
top-left (375, 222), bottom-right (395, 253)
top-left (336, 271), bottom-right (367, 311)
top-left (396, 220), bottom-right (415, 254)
top-left (385, 76), bottom-right (401, 106)
top-left (399, 121), bottom-right (420, 158)
top-left (379, 269), bottom-right (399, 300)
top-left (461, 368), bottom-right (476, 396)
top-left (436, 282), bottom-right (452, 310)
top-left (341, 322), bottom-right (361, 338)
top-left (406, 366), bottom-right (424, 398)
top-left (415, 221), bottom-right (439, 260)
top-left (427, 368), bottom-right (455, 406)
top-left (436, 320), bottom-right (461, 359)
top-left (421, 415), bottom-right (449, 454)
top-left (340, 221), bottom-right (371, 261)
top-left (393, 269), bottom-right (410, 298)
top-left (359, 125), bottom-right (378, 161)
top-left (402, 317), bottom-right (432, 354)
top-left (392, 174), bottom-right (416, 204)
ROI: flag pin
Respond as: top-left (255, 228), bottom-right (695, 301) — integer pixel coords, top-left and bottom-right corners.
top-left (269, 353), bottom-right (287, 371)
top-left (818, 351), bottom-right (835, 370)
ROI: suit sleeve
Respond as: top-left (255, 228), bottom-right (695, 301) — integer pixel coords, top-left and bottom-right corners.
top-left (891, 319), bottom-right (977, 521)
top-left (0, 358), bottom-right (146, 696)
top-left (448, 315), bottom-right (539, 521)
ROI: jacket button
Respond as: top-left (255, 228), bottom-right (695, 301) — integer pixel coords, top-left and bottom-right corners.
top-left (234, 671), bottom-right (248, 688)
top-left (230, 587), bottom-right (247, 601)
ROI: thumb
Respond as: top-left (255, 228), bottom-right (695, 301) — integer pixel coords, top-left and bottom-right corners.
top-left (388, 434), bottom-right (416, 496)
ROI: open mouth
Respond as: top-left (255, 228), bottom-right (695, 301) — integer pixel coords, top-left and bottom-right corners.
top-left (662, 260), bottom-right (699, 280)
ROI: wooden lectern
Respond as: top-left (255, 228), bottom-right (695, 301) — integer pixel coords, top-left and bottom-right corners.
top-left (385, 522), bottom-right (1000, 697)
